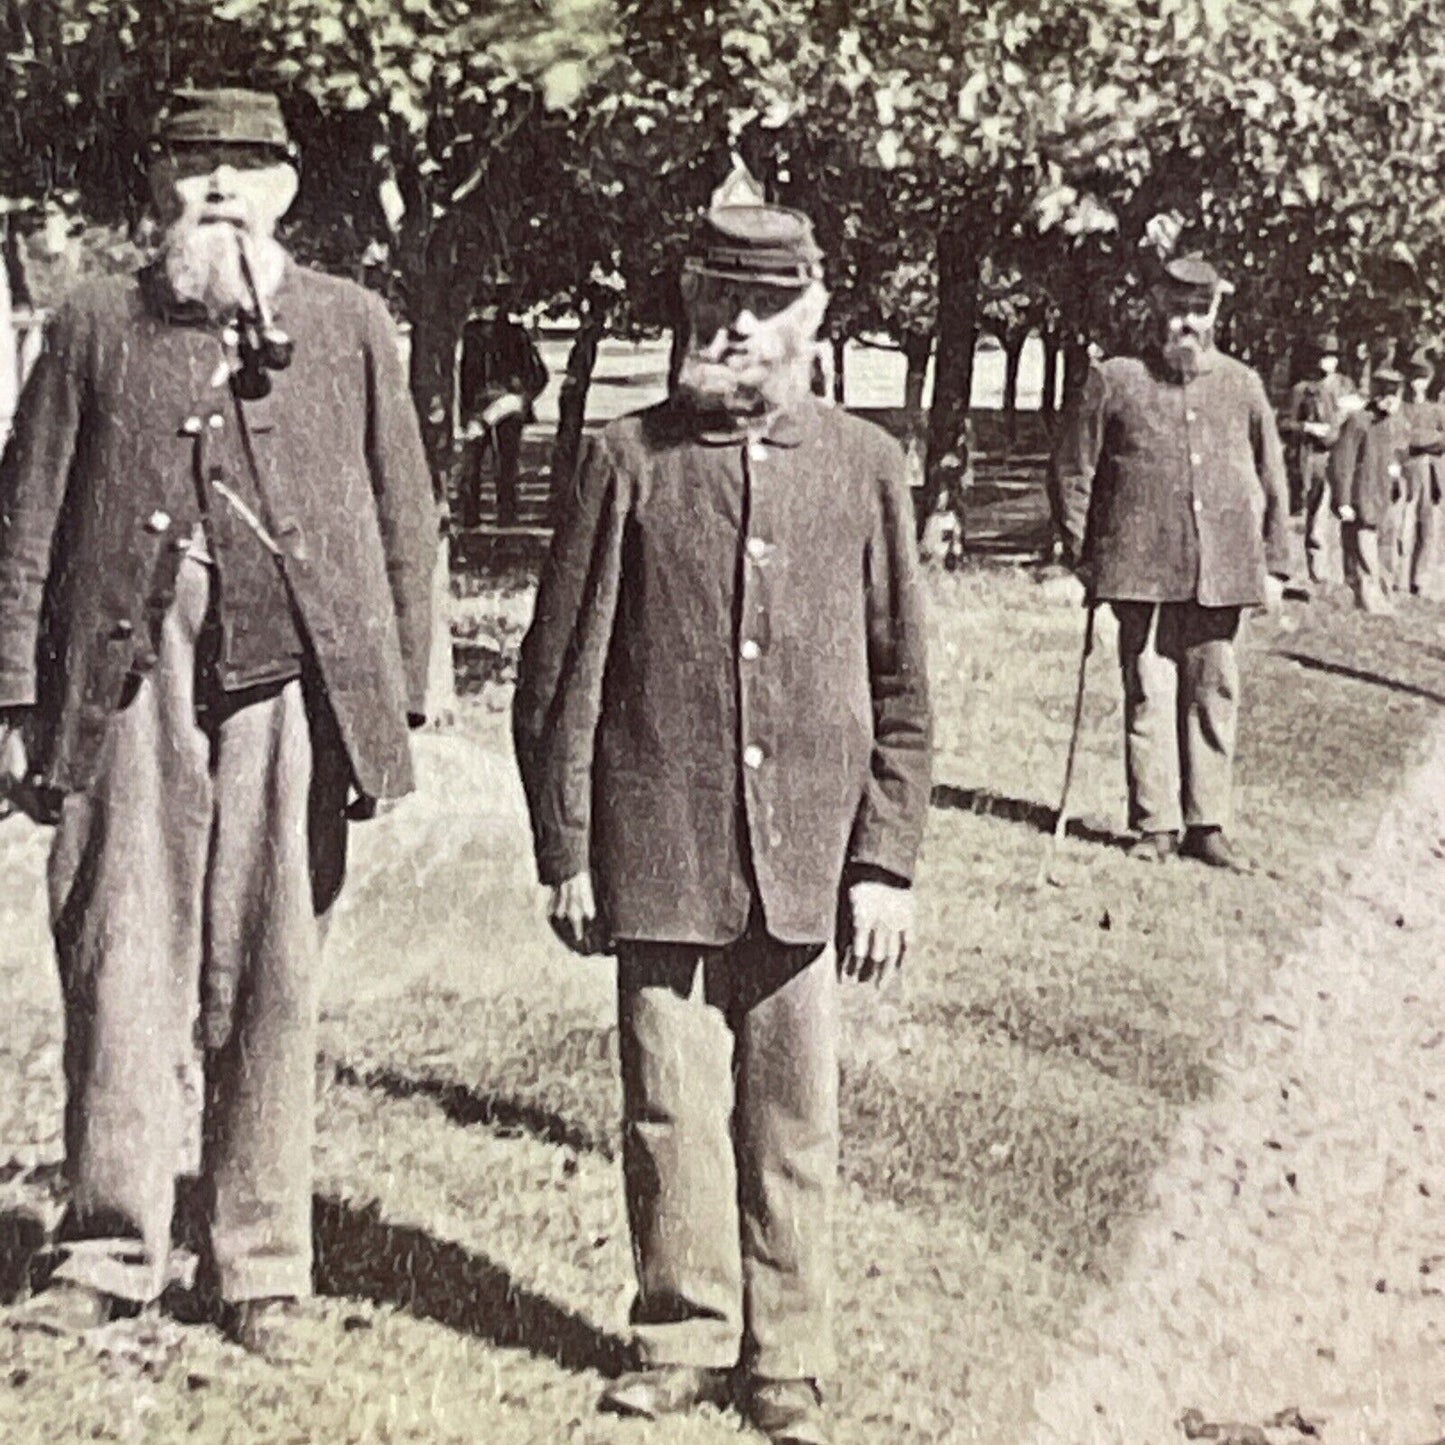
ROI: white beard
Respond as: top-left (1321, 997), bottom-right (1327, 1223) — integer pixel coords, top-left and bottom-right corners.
top-left (1161, 322), bottom-right (1214, 381)
top-left (162, 221), bottom-right (285, 317)
top-left (674, 282), bottom-right (826, 418)
top-left (674, 328), bottom-right (817, 417)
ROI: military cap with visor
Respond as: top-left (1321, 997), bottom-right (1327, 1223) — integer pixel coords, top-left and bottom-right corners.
top-left (684, 205), bottom-right (824, 289)
top-left (1371, 366), bottom-right (1405, 391)
top-left (1150, 254), bottom-right (1234, 310)
top-left (150, 88), bottom-right (297, 163)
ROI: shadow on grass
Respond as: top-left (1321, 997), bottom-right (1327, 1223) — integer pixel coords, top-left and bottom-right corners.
top-left (0, 1210), bottom-right (48, 1304)
top-left (314, 1194), bottom-right (633, 1376)
top-left (1277, 650), bottom-right (1445, 705)
top-left (331, 1062), bottom-right (615, 1160)
top-left (0, 1159), bottom-right (67, 1304)
top-left (931, 783), bottom-right (1131, 849)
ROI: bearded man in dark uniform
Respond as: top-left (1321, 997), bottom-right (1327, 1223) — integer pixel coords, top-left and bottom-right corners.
top-left (513, 203), bottom-right (931, 1445)
top-left (0, 90), bottom-right (435, 1357)
top-left (1396, 348), bottom-right (1445, 597)
top-left (1331, 366), bottom-right (1408, 614)
top-left (1280, 330), bottom-right (1350, 579)
top-left (1050, 256), bottom-right (1290, 870)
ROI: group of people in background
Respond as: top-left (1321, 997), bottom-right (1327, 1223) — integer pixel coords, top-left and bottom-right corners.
top-left (1284, 332), bottom-right (1445, 613)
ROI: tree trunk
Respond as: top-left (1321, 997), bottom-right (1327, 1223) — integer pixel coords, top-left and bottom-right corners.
top-left (1040, 327), bottom-right (1060, 420)
top-left (1062, 338), bottom-right (1091, 408)
top-left (923, 222), bottom-right (982, 524)
top-left (403, 277), bottom-right (464, 496)
top-left (831, 334), bottom-right (846, 404)
top-left (424, 520), bottom-right (458, 729)
top-left (549, 307), bottom-right (606, 521)
top-left (1002, 330), bottom-right (1027, 450)
top-left (667, 313), bottom-right (688, 393)
top-left (901, 330), bottom-right (932, 491)
top-left (396, 252), bottom-right (462, 725)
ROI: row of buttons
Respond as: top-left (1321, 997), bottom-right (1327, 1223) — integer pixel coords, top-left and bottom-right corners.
top-left (1184, 406), bottom-right (1202, 513)
top-left (743, 438), bottom-right (771, 771)
top-left (181, 413), bottom-right (227, 436)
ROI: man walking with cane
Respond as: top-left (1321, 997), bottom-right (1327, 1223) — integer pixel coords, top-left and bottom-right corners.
top-left (1049, 255), bottom-right (1290, 868)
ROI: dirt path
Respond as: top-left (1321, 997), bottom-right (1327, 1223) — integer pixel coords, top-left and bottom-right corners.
top-left (1025, 719), bottom-right (1445, 1445)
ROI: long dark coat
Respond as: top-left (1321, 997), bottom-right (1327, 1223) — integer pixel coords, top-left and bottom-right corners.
top-left (1329, 405), bottom-right (1408, 528)
top-left (1050, 348), bottom-right (1291, 606)
top-left (512, 398), bottom-right (932, 947)
top-left (0, 263), bottom-right (435, 799)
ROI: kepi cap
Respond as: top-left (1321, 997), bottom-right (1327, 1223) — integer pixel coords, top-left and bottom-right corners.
top-left (1371, 366), bottom-right (1405, 390)
top-left (1312, 331), bottom-right (1341, 356)
top-left (1150, 254), bottom-right (1233, 308)
top-left (685, 205), bottom-right (824, 288)
top-left (151, 88), bottom-right (294, 157)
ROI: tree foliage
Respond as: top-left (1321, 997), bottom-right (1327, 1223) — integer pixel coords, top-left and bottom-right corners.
top-left (8, 0), bottom-right (1445, 499)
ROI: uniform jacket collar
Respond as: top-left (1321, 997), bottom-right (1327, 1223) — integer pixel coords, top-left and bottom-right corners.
top-left (1146, 342), bottom-right (1222, 383)
top-left (679, 395), bottom-right (823, 449)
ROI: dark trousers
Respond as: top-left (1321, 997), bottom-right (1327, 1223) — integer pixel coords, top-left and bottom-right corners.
top-left (1301, 451), bottom-right (1338, 582)
top-left (1399, 467), bottom-right (1442, 597)
top-left (616, 921), bottom-right (839, 1381)
top-left (48, 556), bottom-right (349, 1304)
top-left (459, 417), bottom-right (523, 528)
top-left (1115, 601), bottom-right (1242, 836)
top-left (1341, 522), bottom-right (1392, 614)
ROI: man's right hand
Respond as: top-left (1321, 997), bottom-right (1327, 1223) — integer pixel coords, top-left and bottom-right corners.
top-left (548, 871), bottom-right (610, 955)
top-left (0, 711), bottom-right (31, 818)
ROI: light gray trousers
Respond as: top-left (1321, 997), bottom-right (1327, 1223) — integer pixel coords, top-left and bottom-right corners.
top-left (49, 555), bottom-right (349, 1304)
top-left (616, 922), bottom-right (839, 1381)
top-left (1114, 601), bottom-right (1242, 836)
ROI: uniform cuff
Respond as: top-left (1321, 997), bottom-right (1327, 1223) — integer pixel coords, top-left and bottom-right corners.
top-left (846, 838), bottom-right (919, 888)
top-left (537, 830), bottom-right (590, 887)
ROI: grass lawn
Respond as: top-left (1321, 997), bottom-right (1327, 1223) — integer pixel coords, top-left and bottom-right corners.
top-left (1, 561), bottom-right (1443, 1442)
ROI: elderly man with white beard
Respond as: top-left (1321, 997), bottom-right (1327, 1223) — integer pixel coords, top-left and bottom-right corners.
top-left (0, 90), bottom-right (435, 1356)
top-left (513, 204), bottom-right (932, 1445)
top-left (1050, 255), bottom-right (1290, 869)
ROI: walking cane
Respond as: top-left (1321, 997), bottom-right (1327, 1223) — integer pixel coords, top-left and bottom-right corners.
top-left (1037, 601), bottom-right (1097, 887)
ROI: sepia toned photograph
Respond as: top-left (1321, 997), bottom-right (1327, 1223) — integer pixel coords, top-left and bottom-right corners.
top-left (1, 2), bottom-right (1442, 1441)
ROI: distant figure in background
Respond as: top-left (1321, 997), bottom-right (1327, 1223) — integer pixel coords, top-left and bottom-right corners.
top-left (1398, 348), bottom-right (1445, 597)
top-left (457, 304), bottom-right (548, 528)
top-left (1280, 331), bottom-right (1350, 582)
top-left (1332, 366), bottom-right (1408, 615)
top-left (1050, 255), bottom-right (1290, 871)
top-left (919, 486), bottom-right (965, 571)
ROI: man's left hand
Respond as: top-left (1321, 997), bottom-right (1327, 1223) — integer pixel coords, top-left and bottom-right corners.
top-left (346, 794), bottom-right (402, 821)
top-left (841, 880), bottom-right (913, 987)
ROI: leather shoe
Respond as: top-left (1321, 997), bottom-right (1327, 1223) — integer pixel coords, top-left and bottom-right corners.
top-left (599, 1365), bottom-right (731, 1419)
top-left (747, 1377), bottom-right (830, 1445)
top-left (4, 1281), bottom-right (112, 1336)
top-left (226, 1297), bottom-right (328, 1366)
top-left (1181, 826), bottom-right (1242, 870)
top-left (1127, 831), bottom-right (1178, 862)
